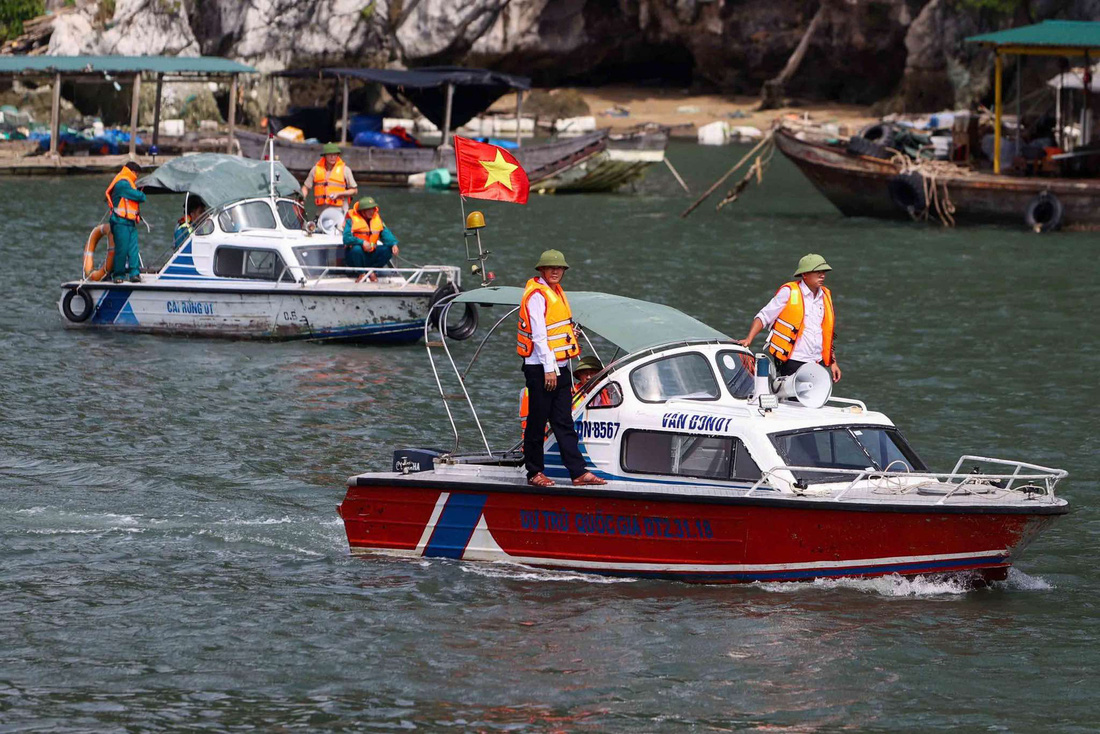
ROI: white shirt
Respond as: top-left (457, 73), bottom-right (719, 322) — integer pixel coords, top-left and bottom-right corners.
top-left (523, 278), bottom-right (567, 374)
top-left (755, 280), bottom-right (828, 363)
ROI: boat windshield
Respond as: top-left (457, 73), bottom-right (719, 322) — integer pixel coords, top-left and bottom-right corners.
top-left (294, 244), bottom-right (346, 277)
top-left (770, 426), bottom-right (927, 484)
top-left (714, 350), bottom-right (755, 399)
top-left (218, 201), bottom-right (277, 232)
top-left (277, 200), bottom-right (306, 230)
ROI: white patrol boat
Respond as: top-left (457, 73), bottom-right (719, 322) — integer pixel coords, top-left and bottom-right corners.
top-left (338, 270), bottom-right (1069, 584)
top-left (58, 154), bottom-right (468, 343)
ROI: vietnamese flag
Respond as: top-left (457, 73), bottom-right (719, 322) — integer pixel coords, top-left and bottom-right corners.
top-left (454, 135), bottom-right (529, 204)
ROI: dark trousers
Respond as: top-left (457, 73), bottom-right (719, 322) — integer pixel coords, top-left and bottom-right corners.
top-left (522, 364), bottom-right (587, 479)
top-left (777, 358), bottom-right (825, 376)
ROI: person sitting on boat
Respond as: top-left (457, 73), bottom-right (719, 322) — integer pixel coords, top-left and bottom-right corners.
top-left (173, 197), bottom-right (207, 249)
top-left (736, 253), bottom-right (842, 383)
top-left (573, 355), bottom-right (603, 389)
top-left (301, 142), bottom-right (359, 221)
top-left (343, 196), bottom-right (399, 281)
top-left (105, 161), bottom-right (146, 284)
top-left (518, 249), bottom-right (606, 488)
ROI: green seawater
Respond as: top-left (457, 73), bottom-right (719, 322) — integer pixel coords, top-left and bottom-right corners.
top-left (0, 142), bottom-right (1097, 731)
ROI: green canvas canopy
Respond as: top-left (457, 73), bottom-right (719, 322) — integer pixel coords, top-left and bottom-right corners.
top-left (453, 287), bottom-right (730, 353)
top-left (0, 55), bottom-right (254, 75)
top-left (138, 154), bottom-right (300, 211)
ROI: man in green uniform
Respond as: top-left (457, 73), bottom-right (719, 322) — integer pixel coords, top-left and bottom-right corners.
top-left (105, 161), bottom-right (147, 283)
top-left (343, 196), bottom-right (399, 277)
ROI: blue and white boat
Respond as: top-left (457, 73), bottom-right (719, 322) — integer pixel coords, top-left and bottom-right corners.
top-left (58, 154), bottom-right (464, 343)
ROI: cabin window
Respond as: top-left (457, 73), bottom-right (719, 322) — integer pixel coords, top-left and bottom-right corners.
top-left (293, 244), bottom-right (346, 277)
top-left (585, 382), bottom-right (622, 410)
top-left (194, 218), bottom-right (214, 236)
top-left (621, 430), bottom-right (761, 482)
top-left (214, 247), bottom-right (293, 282)
top-left (715, 350), bottom-right (756, 400)
top-left (770, 426), bottom-right (927, 484)
top-left (277, 200), bottom-right (306, 230)
top-left (629, 352), bottom-right (719, 403)
top-left (217, 201), bottom-right (277, 233)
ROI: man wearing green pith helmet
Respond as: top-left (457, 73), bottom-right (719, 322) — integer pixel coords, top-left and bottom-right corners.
top-left (736, 253), bottom-right (842, 383)
top-left (343, 196), bottom-right (399, 279)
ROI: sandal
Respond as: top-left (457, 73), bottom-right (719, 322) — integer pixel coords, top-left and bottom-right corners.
top-left (572, 472), bottom-right (607, 486)
top-left (527, 472), bottom-right (555, 488)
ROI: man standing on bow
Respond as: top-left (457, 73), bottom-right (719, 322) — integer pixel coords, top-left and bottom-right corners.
top-left (301, 142), bottom-right (358, 224)
top-left (105, 161), bottom-right (146, 283)
top-left (736, 253), bottom-right (842, 383)
top-left (517, 250), bottom-right (606, 488)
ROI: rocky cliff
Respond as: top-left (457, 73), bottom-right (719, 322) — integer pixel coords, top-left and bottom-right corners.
top-left (36, 0), bottom-right (1100, 111)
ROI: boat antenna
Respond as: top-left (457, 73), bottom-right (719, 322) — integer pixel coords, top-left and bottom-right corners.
top-left (267, 133), bottom-right (276, 199)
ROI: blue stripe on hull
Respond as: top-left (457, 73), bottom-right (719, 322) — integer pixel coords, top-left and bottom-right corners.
top-left (424, 494), bottom-right (488, 559)
top-left (90, 289), bottom-right (132, 324)
top-left (306, 320), bottom-right (424, 343)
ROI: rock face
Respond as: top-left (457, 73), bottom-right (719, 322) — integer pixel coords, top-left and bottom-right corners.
top-left (35, 0), bottom-right (1100, 110)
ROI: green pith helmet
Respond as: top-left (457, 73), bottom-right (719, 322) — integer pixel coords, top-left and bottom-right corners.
top-left (575, 355), bottom-right (603, 373)
top-left (794, 253), bottom-right (832, 276)
top-left (322, 142), bottom-right (341, 155)
top-left (535, 249), bottom-right (569, 269)
top-left (357, 196), bottom-right (378, 210)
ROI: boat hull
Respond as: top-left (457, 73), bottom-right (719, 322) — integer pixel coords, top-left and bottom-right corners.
top-left (775, 127), bottom-right (1100, 229)
top-left (338, 480), bottom-right (1064, 583)
top-left (59, 282), bottom-right (429, 343)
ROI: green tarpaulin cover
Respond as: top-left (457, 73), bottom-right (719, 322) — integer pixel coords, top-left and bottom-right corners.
top-left (138, 154), bottom-right (300, 211)
top-left (453, 286), bottom-right (730, 354)
top-left (967, 21), bottom-right (1100, 50)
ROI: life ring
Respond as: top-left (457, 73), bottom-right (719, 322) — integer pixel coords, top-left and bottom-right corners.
top-left (1025, 191), bottom-right (1063, 233)
top-left (888, 173), bottom-right (927, 216)
top-left (61, 288), bottom-right (94, 323)
top-left (427, 282), bottom-right (479, 341)
top-left (82, 223), bottom-right (115, 281)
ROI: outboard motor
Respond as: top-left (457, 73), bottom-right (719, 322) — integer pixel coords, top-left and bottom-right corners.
top-left (392, 448), bottom-right (443, 474)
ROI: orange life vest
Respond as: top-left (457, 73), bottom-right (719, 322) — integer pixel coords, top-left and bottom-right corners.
top-left (313, 157), bottom-right (347, 208)
top-left (517, 278), bottom-right (580, 361)
top-left (766, 281), bottom-right (835, 365)
top-left (346, 205), bottom-right (385, 252)
top-left (105, 167), bottom-right (141, 222)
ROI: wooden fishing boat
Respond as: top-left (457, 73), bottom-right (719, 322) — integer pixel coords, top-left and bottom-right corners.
top-left (775, 127), bottom-right (1100, 230)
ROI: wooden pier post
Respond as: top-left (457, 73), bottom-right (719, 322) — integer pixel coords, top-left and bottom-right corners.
top-left (128, 72), bottom-right (141, 160)
top-left (341, 75), bottom-right (349, 144)
top-left (227, 74), bottom-right (238, 153)
top-left (440, 82), bottom-right (454, 147)
top-left (994, 52), bottom-right (1003, 174)
top-left (49, 72), bottom-right (60, 158)
top-left (151, 72), bottom-right (164, 151)
top-left (515, 90), bottom-right (523, 147)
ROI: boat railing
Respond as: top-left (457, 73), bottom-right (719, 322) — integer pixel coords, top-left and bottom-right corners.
top-left (283, 264), bottom-right (459, 288)
top-left (748, 459), bottom-right (1066, 503)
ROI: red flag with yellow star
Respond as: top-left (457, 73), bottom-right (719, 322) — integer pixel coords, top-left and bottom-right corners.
top-left (454, 135), bottom-right (529, 205)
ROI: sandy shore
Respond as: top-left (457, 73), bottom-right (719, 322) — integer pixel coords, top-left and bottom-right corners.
top-left (491, 86), bottom-right (878, 137)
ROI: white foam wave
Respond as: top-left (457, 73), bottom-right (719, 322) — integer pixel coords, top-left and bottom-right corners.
top-left (755, 573), bottom-right (977, 597)
top-left (459, 561), bottom-right (635, 584)
top-left (1001, 567), bottom-right (1052, 591)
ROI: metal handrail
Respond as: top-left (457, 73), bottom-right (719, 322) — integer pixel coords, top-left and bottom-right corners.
top-left (746, 459), bottom-right (1066, 503)
top-left (294, 264), bottom-right (458, 288)
top-left (424, 297), bottom-right (492, 456)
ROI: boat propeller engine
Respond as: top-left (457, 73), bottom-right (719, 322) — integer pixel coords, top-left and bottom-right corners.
top-left (773, 362), bottom-right (833, 409)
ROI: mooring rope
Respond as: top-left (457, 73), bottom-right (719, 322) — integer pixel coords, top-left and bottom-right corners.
top-left (889, 152), bottom-right (974, 228)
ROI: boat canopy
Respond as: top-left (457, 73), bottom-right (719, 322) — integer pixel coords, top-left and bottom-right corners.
top-left (279, 66), bottom-right (530, 131)
top-left (138, 154), bottom-right (300, 210)
top-left (453, 286), bottom-right (730, 353)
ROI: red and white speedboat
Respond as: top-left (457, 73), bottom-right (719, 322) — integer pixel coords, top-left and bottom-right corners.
top-left (337, 284), bottom-right (1069, 584)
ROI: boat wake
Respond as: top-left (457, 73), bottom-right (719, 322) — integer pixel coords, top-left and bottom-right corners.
top-left (458, 561), bottom-right (636, 585)
top-left (754, 567), bottom-right (1052, 597)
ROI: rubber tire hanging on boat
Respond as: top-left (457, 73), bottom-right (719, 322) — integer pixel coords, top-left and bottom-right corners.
top-left (427, 282), bottom-right (479, 341)
top-left (887, 173), bottom-right (927, 217)
top-left (1024, 191), bottom-right (1063, 233)
top-left (61, 288), bottom-right (94, 323)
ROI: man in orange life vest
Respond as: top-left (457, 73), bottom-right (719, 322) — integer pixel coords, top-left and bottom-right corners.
top-left (518, 250), bottom-right (607, 488)
top-left (343, 196), bottom-right (399, 279)
top-left (736, 253), bottom-right (843, 383)
top-left (300, 142), bottom-right (358, 220)
top-left (105, 161), bottom-right (147, 283)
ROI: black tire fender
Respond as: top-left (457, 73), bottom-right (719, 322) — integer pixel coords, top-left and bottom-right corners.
top-left (888, 172), bottom-right (927, 215)
top-left (1024, 191), bottom-right (1063, 233)
top-left (427, 282), bottom-right (479, 341)
top-left (61, 288), bottom-right (94, 323)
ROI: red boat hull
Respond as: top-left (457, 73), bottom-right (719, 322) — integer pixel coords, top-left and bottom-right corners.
top-left (338, 480), bottom-right (1064, 583)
